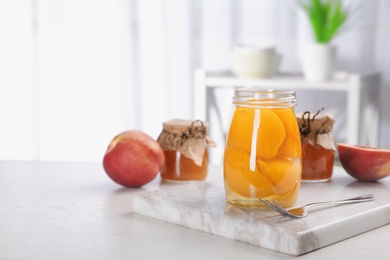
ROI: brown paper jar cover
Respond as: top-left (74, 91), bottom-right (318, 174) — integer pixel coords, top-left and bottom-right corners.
top-left (296, 113), bottom-right (336, 152)
top-left (157, 119), bottom-right (216, 166)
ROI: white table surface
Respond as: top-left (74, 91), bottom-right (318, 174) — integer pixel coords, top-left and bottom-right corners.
top-left (1, 160), bottom-right (389, 259)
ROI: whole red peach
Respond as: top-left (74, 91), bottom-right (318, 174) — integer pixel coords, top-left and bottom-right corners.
top-left (103, 130), bottom-right (165, 187)
top-left (338, 143), bottom-right (390, 182)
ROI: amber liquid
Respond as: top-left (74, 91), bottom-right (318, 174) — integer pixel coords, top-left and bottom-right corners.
top-left (301, 143), bottom-right (334, 182)
top-left (160, 149), bottom-right (208, 181)
top-left (224, 106), bottom-right (302, 207)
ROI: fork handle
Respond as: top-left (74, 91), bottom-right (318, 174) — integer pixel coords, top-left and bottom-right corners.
top-left (306, 193), bottom-right (375, 209)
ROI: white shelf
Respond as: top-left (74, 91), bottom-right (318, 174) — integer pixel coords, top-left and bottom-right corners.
top-left (194, 69), bottom-right (381, 163)
top-left (203, 70), bottom-right (356, 90)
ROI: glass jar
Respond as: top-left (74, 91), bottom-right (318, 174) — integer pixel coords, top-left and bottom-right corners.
top-left (297, 112), bottom-right (336, 182)
top-left (224, 88), bottom-right (302, 207)
top-left (157, 119), bottom-right (216, 182)
top-left (161, 149), bottom-right (209, 181)
top-left (301, 143), bottom-right (334, 181)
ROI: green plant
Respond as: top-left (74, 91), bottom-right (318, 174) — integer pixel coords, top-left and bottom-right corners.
top-left (299, 0), bottom-right (347, 43)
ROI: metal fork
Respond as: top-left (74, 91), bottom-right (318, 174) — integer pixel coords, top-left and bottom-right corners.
top-left (259, 193), bottom-right (375, 218)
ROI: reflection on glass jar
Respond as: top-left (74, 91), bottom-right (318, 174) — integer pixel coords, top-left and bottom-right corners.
top-left (224, 88), bottom-right (302, 207)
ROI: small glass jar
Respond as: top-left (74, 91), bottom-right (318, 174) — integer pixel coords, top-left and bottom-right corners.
top-left (297, 112), bottom-right (336, 182)
top-left (157, 119), bottom-right (216, 182)
top-left (161, 149), bottom-right (209, 181)
top-left (301, 143), bottom-right (334, 181)
top-left (224, 88), bottom-right (302, 207)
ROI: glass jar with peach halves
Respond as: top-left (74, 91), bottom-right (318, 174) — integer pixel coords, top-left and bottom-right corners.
top-left (224, 88), bottom-right (302, 207)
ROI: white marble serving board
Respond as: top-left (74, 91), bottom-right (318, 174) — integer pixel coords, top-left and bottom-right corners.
top-left (132, 166), bottom-right (390, 256)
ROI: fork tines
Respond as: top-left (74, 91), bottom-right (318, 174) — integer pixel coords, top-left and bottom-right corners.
top-left (259, 198), bottom-right (287, 215)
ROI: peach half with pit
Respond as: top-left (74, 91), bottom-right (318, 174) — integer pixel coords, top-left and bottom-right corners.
top-left (337, 143), bottom-right (390, 182)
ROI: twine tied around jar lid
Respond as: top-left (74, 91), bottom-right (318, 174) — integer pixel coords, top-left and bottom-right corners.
top-left (296, 108), bottom-right (336, 152)
top-left (157, 119), bottom-right (217, 166)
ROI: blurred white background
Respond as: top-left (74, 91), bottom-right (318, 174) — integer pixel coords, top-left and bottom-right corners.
top-left (0, 0), bottom-right (389, 162)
